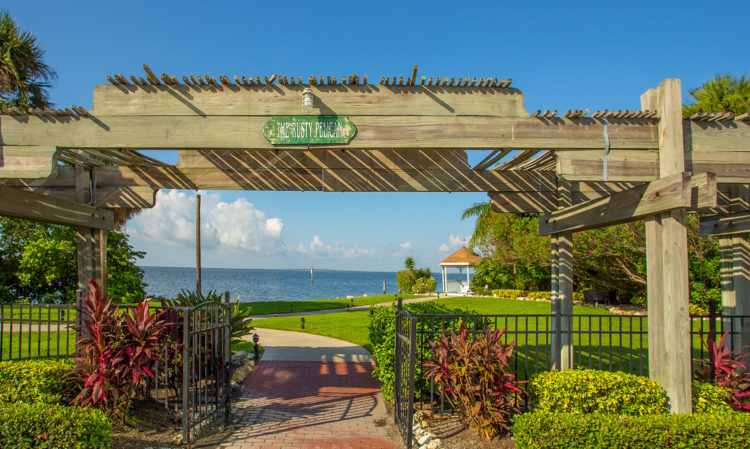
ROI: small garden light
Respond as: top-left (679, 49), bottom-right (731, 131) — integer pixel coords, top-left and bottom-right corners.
top-left (252, 333), bottom-right (260, 361)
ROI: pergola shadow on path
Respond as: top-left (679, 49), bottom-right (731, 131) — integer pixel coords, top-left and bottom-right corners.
top-left (1, 65), bottom-right (749, 412)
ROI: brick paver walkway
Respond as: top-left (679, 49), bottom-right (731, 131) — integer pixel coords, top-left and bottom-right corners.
top-left (219, 360), bottom-right (399, 449)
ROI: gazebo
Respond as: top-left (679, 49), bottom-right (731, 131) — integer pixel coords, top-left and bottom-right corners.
top-left (440, 247), bottom-right (482, 294)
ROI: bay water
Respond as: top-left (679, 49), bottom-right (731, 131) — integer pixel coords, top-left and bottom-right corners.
top-left (142, 266), bottom-right (449, 302)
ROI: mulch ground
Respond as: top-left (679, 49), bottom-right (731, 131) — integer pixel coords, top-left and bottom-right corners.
top-left (423, 412), bottom-right (517, 449)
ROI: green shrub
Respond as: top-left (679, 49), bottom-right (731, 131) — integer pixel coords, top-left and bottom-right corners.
top-left (529, 369), bottom-right (667, 415)
top-left (369, 302), bottom-right (476, 401)
top-left (492, 289), bottom-right (523, 299)
top-left (512, 411), bottom-right (750, 449)
top-left (693, 381), bottom-right (733, 413)
top-left (397, 270), bottom-right (417, 294)
top-left (413, 276), bottom-right (437, 294)
top-left (0, 359), bottom-right (77, 404)
top-left (527, 291), bottom-right (551, 300)
top-left (573, 291), bottom-right (584, 302)
top-left (0, 401), bottom-right (111, 449)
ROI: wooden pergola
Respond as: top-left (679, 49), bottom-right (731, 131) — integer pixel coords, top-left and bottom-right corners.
top-left (1, 65), bottom-right (748, 413)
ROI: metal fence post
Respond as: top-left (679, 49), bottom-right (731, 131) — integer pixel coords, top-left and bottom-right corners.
top-left (182, 307), bottom-right (190, 446)
top-left (224, 291), bottom-right (231, 424)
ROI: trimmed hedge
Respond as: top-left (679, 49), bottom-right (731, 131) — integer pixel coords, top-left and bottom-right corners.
top-left (512, 411), bottom-right (750, 449)
top-left (413, 276), bottom-right (437, 294)
top-left (0, 359), bottom-right (77, 404)
top-left (369, 302), bottom-right (476, 401)
top-left (526, 291), bottom-right (551, 300)
top-left (492, 289), bottom-right (523, 299)
top-left (529, 369), bottom-right (667, 415)
top-left (692, 381), bottom-right (733, 413)
top-left (0, 401), bottom-right (111, 449)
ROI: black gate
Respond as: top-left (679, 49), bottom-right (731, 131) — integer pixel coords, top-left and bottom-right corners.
top-left (394, 307), bottom-right (416, 448)
top-left (181, 297), bottom-right (232, 445)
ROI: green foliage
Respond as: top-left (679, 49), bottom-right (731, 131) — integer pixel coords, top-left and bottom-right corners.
top-left (368, 302), bottom-right (476, 401)
top-left (529, 369), bottom-right (667, 416)
top-left (0, 10), bottom-right (57, 111)
top-left (462, 213), bottom-right (550, 291)
top-left (692, 381), bottom-right (733, 413)
top-left (0, 359), bottom-right (76, 404)
top-left (694, 331), bottom-right (750, 412)
top-left (413, 276), bottom-right (437, 293)
top-left (169, 289), bottom-right (254, 343)
top-left (527, 291), bottom-right (551, 300)
top-left (0, 217), bottom-right (146, 303)
top-left (68, 281), bottom-right (165, 422)
top-left (404, 257), bottom-right (415, 271)
top-left (397, 269), bottom-right (417, 294)
top-left (512, 411), bottom-right (750, 449)
top-left (490, 289), bottom-right (523, 300)
top-left (0, 401), bottom-right (111, 449)
top-left (683, 74), bottom-right (750, 118)
top-left (424, 324), bottom-right (525, 438)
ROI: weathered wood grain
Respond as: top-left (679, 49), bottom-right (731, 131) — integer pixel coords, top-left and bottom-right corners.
top-left (0, 185), bottom-right (114, 229)
top-left (539, 172), bottom-right (692, 235)
top-left (700, 211), bottom-right (750, 236)
top-left (0, 146), bottom-right (58, 178)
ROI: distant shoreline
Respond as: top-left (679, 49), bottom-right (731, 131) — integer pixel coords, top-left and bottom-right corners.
top-left (139, 265), bottom-right (395, 274)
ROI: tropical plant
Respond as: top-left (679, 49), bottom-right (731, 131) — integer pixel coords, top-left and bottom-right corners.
top-left (0, 217), bottom-right (146, 303)
top-left (67, 280), bottom-right (165, 421)
top-left (423, 323), bottom-right (526, 438)
top-left (167, 289), bottom-right (253, 344)
top-left (404, 256), bottom-right (415, 271)
top-left (694, 330), bottom-right (750, 412)
top-left (0, 10), bottom-right (57, 111)
top-left (683, 74), bottom-right (750, 118)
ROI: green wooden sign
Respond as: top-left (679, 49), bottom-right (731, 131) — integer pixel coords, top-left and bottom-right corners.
top-left (262, 116), bottom-right (357, 145)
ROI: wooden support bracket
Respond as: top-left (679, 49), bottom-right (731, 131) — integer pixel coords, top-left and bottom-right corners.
top-left (0, 185), bottom-right (114, 229)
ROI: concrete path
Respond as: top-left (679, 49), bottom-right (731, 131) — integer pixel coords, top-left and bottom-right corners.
top-left (219, 329), bottom-right (402, 449)
top-left (248, 295), bottom-right (437, 319)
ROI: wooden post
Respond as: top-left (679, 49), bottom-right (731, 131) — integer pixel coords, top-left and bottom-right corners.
top-left (75, 167), bottom-right (94, 292)
top-left (730, 235), bottom-right (750, 353)
top-left (550, 235), bottom-right (560, 369)
top-left (642, 79), bottom-right (692, 413)
top-left (196, 193), bottom-right (202, 295)
top-left (559, 231), bottom-right (574, 369)
top-left (98, 229), bottom-right (108, 299)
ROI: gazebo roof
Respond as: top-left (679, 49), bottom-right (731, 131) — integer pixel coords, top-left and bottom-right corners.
top-left (439, 247), bottom-right (482, 266)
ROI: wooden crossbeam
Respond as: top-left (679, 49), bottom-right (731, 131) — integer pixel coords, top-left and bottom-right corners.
top-left (17, 186), bottom-right (157, 208)
top-left (539, 172), bottom-right (697, 235)
top-left (0, 146), bottom-right (58, 178)
top-left (700, 211), bottom-right (750, 236)
top-left (0, 185), bottom-right (114, 229)
top-left (489, 191), bottom-right (557, 213)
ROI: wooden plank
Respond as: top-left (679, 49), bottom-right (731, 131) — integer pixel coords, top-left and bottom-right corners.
top-left (0, 185), bottom-right (114, 229)
top-left (0, 114), bottom-right (660, 151)
top-left (558, 231), bottom-right (573, 370)
top-left (700, 211), bottom-right (750, 236)
top-left (6, 165), bottom-right (557, 193)
top-left (687, 120), bottom-right (750, 153)
top-left (689, 172), bottom-right (717, 210)
top-left (91, 84), bottom-right (529, 117)
top-left (489, 191), bottom-right (557, 213)
top-left (0, 146), bottom-right (58, 178)
top-left (17, 185), bottom-right (157, 208)
top-left (539, 172), bottom-right (691, 235)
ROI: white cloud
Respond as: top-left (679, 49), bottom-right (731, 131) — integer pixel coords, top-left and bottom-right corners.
top-left (296, 235), bottom-right (375, 259)
top-left (438, 234), bottom-right (468, 255)
top-left (399, 241), bottom-right (413, 253)
top-left (129, 190), bottom-right (285, 254)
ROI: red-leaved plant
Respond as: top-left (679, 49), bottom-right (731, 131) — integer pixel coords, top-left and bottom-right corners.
top-left (694, 330), bottom-right (750, 412)
top-left (423, 323), bottom-right (526, 439)
top-left (67, 280), bottom-right (166, 422)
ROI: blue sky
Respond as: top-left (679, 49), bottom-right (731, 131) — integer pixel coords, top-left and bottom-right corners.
top-left (5, 1), bottom-right (749, 271)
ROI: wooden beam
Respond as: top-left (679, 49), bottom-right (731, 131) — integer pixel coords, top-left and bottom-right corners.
top-left (6, 165), bottom-right (558, 193)
top-left (15, 185), bottom-right (157, 208)
top-left (91, 84), bottom-right (530, 117)
top-left (700, 211), bottom-right (750, 236)
top-left (538, 172), bottom-right (693, 236)
top-left (0, 115), bottom-right (659, 151)
top-left (0, 185), bottom-right (114, 229)
top-left (0, 146), bottom-right (58, 178)
top-left (489, 191), bottom-right (557, 213)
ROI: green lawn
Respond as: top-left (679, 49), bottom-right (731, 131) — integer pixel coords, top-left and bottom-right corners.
top-left (1, 331), bottom-right (77, 361)
top-left (238, 294), bottom-right (417, 316)
top-left (430, 296), bottom-right (612, 315)
top-left (254, 310), bottom-right (372, 351)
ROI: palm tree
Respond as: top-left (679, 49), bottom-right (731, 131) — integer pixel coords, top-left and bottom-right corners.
top-left (682, 74), bottom-right (750, 118)
top-left (461, 201), bottom-right (493, 250)
top-left (404, 256), bottom-right (415, 271)
top-left (0, 10), bottom-right (57, 111)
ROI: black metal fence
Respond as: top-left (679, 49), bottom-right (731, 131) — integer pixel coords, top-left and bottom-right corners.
top-left (393, 302), bottom-right (750, 447)
top-left (0, 295), bottom-right (232, 446)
